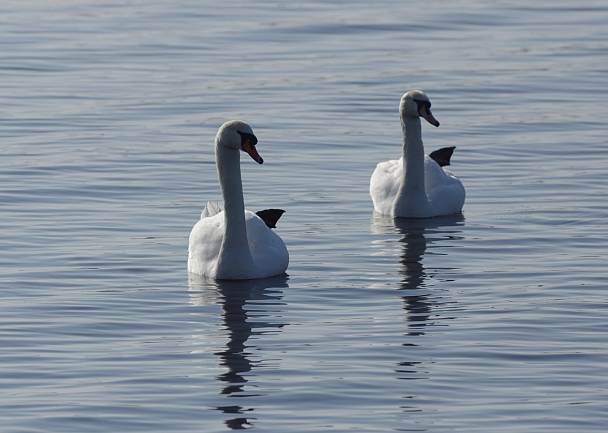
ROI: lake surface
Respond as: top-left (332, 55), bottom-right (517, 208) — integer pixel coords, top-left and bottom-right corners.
top-left (1, 1), bottom-right (607, 432)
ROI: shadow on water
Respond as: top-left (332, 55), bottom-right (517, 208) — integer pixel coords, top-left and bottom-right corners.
top-left (371, 213), bottom-right (464, 384)
top-left (188, 274), bottom-right (289, 430)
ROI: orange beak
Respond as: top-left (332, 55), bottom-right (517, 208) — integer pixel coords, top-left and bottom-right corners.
top-left (420, 106), bottom-right (440, 127)
top-left (242, 139), bottom-right (264, 164)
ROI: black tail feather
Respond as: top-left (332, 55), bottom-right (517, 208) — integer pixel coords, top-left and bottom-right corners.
top-left (429, 146), bottom-right (456, 167)
top-left (256, 209), bottom-right (286, 229)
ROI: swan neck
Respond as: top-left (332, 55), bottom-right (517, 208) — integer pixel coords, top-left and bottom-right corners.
top-left (391, 114), bottom-right (430, 216)
top-left (216, 144), bottom-right (245, 220)
top-left (215, 142), bottom-right (253, 264)
top-left (401, 116), bottom-right (426, 189)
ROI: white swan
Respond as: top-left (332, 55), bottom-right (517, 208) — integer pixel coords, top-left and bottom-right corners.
top-left (370, 90), bottom-right (465, 218)
top-left (188, 120), bottom-right (289, 279)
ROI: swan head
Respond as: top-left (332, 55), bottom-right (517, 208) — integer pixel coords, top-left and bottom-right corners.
top-left (216, 120), bottom-right (263, 164)
top-left (400, 90), bottom-right (440, 127)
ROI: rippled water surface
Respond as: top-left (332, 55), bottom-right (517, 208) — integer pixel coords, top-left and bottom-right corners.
top-left (1, 1), bottom-right (607, 432)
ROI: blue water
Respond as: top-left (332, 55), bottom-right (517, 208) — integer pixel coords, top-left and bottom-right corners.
top-left (1, 1), bottom-right (607, 432)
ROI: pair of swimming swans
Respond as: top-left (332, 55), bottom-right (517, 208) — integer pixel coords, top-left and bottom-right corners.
top-left (188, 90), bottom-right (466, 280)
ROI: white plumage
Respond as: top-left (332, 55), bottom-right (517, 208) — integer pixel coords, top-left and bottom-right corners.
top-left (370, 90), bottom-right (465, 218)
top-left (188, 120), bottom-right (288, 279)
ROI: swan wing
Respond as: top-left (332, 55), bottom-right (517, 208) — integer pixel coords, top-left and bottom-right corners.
top-left (370, 158), bottom-right (402, 215)
top-left (424, 156), bottom-right (466, 215)
top-left (245, 211), bottom-right (289, 277)
top-left (188, 211), bottom-right (225, 276)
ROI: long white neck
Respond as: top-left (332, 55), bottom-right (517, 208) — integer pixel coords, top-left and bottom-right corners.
top-left (394, 115), bottom-right (431, 214)
top-left (215, 142), bottom-right (254, 276)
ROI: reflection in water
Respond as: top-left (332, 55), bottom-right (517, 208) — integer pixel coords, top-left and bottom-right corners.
top-left (188, 274), bottom-right (288, 430)
top-left (397, 223), bottom-right (430, 337)
top-left (371, 214), bottom-right (464, 384)
top-left (372, 214), bottom-right (464, 330)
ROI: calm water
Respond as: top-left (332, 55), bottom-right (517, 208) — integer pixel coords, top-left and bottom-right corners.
top-left (1, 1), bottom-right (607, 432)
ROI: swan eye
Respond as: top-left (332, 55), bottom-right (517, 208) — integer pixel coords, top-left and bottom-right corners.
top-left (237, 131), bottom-right (258, 147)
top-left (414, 99), bottom-right (431, 113)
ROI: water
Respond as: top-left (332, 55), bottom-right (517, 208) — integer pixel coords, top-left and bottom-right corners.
top-left (1, 1), bottom-right (607, 431)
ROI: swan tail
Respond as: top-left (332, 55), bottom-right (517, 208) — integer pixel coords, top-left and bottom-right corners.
top-left (255, 209), bottom-right (285, 229)
top-left (429, 146), bottom-right (456, 167)
top-left (201, 201), bottom-right (224, 219)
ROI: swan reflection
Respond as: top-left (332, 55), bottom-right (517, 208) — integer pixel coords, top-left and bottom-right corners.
top-left (188, 274), bottom-right (288, 430)
top-left (371, 214), bottom-right (463, 384)
top-left (372, 213), bottom-right (463, 335)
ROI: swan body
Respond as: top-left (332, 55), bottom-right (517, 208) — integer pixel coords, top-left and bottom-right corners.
top-left (188, 120), bottom-right (289, 279)
top-left (370, 90), bottom-right (465, 218)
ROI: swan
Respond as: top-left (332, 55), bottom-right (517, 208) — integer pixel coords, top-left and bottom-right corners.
top-left (188, 120), bottom-right (289, 279)
top-left (370, 90), bottom-right (465, 218)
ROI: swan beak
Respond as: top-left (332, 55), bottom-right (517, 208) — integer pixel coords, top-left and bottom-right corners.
top-left (420, 106), bottom-right (440, 127)
top-left (242, 139), bottom-right (264, 164)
